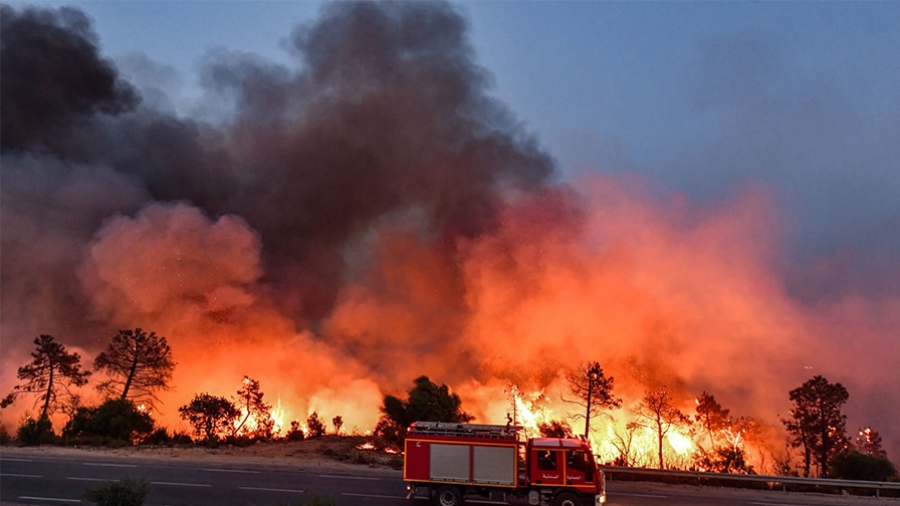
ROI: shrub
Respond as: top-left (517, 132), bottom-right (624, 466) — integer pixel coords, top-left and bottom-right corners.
top-left (82, 476), bottom-right (151, 506)
top-left (17, 417), bottom-right (55, 445)
top-left (286, 420), bottom-right (305, 441)
top-left (0, 423), bottom-right (11, 444)
top-left (63, 399), bottom-right (154, 444)
top-left (141, 427), bottom-right (170, 446)
top-left (830, 450), bottom-right (898, 482)
top-left (223, 434), bottom-right (254, 447)
top-left (170, 431), bottom-right (193, 445)
top-left (306, 412), bottom-right (326, 438)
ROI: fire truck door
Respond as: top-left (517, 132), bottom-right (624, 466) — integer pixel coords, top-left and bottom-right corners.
top-left (532, 449), bottom-right (565, 486)
top-left (564, 450), bottom-right (594, 485)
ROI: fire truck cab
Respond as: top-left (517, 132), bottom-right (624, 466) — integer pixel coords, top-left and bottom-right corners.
top-left (404, 422), bottom-right (606, 506)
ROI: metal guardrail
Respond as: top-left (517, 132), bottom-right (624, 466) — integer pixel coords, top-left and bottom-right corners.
top-left (599, 466), bottom-right (900, 498)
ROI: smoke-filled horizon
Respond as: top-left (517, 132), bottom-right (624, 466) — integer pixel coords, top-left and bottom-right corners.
top-left (1, 2), bottom-right (898, 463)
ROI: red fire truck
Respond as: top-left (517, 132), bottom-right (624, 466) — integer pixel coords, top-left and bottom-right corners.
top-left (404, 421), bottom-right (606, 506)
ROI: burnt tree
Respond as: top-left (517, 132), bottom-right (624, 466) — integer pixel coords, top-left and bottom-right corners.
top-left (635, 386), bottom-right (689, 469)
top-left (565, 361), bottom-right (622, 439)
top-left (232, 376), bottom-right (274, 440)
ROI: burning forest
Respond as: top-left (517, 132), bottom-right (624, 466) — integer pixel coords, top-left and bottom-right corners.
top-left (1, 1), bottom-right (898, 477)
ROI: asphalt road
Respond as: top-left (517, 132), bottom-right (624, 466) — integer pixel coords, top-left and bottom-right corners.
top-left (0, 451), bottom-right (892, 506)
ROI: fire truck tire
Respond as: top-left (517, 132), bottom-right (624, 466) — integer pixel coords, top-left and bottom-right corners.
top-left (551, 491), bottom-right (582, 506)
top-left (433, 485), bottom-right (465, 506)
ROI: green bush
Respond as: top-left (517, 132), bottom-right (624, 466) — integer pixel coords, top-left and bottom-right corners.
top-left (17, 417), bottom-right (55, 445)
top-left (64, 399), bottom-right (154, 444)
top-left (830, 450), bottom-right (898, 482)
top-left (170, 431), bottom-right (194, 445)
top-left (141, 427), bottom-right (170, 446)
top-left (82, 476), bottom-right (151, 506)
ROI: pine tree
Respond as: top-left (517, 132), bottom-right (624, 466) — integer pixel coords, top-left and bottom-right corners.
top-left (1, 335), bottom-right (90, 421)
top-left (782, 375), bottom-right (849, 477)
top-left (565, 361), bottom-right (622, 438)
top-left (93, 328), bottom-right (175, 408)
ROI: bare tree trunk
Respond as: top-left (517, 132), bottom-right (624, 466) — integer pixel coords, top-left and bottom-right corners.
top-left (121, 348), bottom-right (140, 400)
top-left (584, 378), bottom-right (593, 439)
top-left (41, 358), bottom-right (54, 421)
top-left (657, 415), bottom-right (665, 469)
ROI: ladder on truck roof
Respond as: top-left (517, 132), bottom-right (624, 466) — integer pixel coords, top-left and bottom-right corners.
top-left (408, 421), bottom-right (522, 440)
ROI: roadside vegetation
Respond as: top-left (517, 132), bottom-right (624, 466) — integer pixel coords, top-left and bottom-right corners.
top-left (1, 333), bottom-right (896, 487)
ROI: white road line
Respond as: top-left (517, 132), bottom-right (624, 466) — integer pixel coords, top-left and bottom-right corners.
top-left (83, 462), bottom-right (137, 468)
top-left (202, 467), bottom-right (261, 474)
top-left (342, 493), bottom-right (407, 499)
top-left (67, 477), bottom-right (120, 482)
top-left (19, 497), bottom-right (80, 503)
top-left (615, 492), bottom-right (668, 498)
top-left (1, 473), bottom-right (41, 478)
top-left (151, 481), bottom-right (212, 487)
top-left (1, 457), bottom-right (32, 462)
top-left (238, 486), bottom-right (304, 493)
top-left (318, 474), bottom-right (380, 480)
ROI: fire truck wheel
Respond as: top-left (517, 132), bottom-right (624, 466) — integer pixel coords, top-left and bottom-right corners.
top-left (433, 485), bottom-right (465, 506)
top-left (551, 491), bottom-right (582, 506)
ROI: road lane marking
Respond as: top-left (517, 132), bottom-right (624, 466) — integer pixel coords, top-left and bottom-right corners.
top-left (239, 486), bottom-right (304, 493)
top-left (750, 502), bottom-right (807, 506)
top-left (318, 474), bottom-right (380, 480)
top-left (67, 477), bottom-right (120, 482)
top-left (2, 473), bottom-right (41, 478)
top-left (83, 462), bottom-right (137, 468)
top-left (151, 481), bottom-right (212, 487)
top-left (1, 457), bottom-right (32, 462)
top-left (343, 493), bottom-right (406, 499)
top-left (202, 467), bottom-right (260, 474)
top-left (19, 497), bottom-right (80, 503)
top-left (614, 492), bottom-right (668, 498)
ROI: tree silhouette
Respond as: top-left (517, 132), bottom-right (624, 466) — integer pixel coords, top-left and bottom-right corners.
top-left (782, 375), bottom-right (849, 477)
top-left (635, 386), bottom-right (689, 469)
top-left (1, 335), bottom-right (90, 421)
top-left (694, 391), bottom-right (731, 449)
top-left (93, 328), bottom-right (175, 408)
top-left (232, 376), bottom-right (274, 440)
top-left (178, 393), bottom-right (238, 442)
top-left (307, 412), bottom-right (326, 438)
top-left (538, 420), bottom-right (574, 438)
top-left (332, 415), bottom-right (344, 435)
top-left (564, 361), bottom-right (622, 438)
top-left (375, 375), bottom-right (472, 445)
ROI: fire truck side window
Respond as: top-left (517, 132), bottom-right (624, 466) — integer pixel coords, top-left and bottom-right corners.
top-left (566, 450), bottom-right (594, 482)
top-left (537, 450), bottom-right (558, 471)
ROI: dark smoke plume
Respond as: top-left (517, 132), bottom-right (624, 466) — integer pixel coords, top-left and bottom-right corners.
top-left (1, 1), bottom-right (556, 339)
top-left (0, 5), bottom-right (139, 154)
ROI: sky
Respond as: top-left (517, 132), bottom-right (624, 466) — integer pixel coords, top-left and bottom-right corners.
top-left (2, 1), bottom-right (899, 465)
